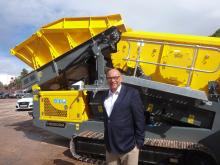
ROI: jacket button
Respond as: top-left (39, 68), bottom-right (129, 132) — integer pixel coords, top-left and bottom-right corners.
top-left (108, 119), bottom-right (110, 123)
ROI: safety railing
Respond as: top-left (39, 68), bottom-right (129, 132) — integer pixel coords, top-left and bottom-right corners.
top-left (122, 38), bottom-right (220, 87)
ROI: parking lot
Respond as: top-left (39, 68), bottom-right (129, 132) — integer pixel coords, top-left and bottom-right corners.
top-left (0, 99), bottom-right (90, 165)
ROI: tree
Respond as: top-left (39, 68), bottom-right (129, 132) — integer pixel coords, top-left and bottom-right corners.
top-left (0, 81), bottom-right (3, 89)
top-left (211, 28), bottom-right (220, 37)
top-left (7, 68), bottom-right (29, 90)
top-left (20, 68), bottom-right (29, 77)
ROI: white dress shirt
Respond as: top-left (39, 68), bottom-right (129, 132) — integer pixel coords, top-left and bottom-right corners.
top-left (104, 85), bottom-right (122, 117)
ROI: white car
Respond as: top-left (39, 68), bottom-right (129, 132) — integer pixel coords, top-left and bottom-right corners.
top-left (16, 93), bottom-right (33, 110)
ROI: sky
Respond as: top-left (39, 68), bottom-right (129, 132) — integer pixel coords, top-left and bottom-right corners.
top-left (0, 0), bottom-right (220, 84)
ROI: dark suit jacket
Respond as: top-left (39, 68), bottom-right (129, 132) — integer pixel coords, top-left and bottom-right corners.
top-left (103, 85), bottom-right (145, 154)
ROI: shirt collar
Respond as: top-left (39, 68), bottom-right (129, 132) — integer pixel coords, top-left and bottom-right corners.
top-left (109, 85), bottom-right (122, 95)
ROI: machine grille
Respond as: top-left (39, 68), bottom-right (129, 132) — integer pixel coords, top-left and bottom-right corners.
top-left (43, 98), bottom-right (67, 117)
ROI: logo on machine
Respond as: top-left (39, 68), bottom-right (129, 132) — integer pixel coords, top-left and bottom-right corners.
top-left (53, 98), bottom-right (66, 104)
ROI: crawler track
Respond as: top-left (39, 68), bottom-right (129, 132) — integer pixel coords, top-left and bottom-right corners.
top-left (70, 130), bottom-right (214, 165)
top-left (70, 131), bottom-right (105, 165)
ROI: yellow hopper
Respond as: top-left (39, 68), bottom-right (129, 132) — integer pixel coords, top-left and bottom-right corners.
top-left (11, 14), bottom-right (126, 70)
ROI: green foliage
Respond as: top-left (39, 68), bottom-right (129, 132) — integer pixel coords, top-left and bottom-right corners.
top-left (0, 81), bottom-right (3, 89)
top-left (20, 68), bottom-right (29, 77)
top-left (14, 77), bottom-right (22, 89)
top-left (7, 68), bottom-right (29, 90)
top-left (211, 28), bottom-right (220, 37)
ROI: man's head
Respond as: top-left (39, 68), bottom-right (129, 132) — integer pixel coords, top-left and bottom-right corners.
top-left (106, 69), bottom-right (122, 93)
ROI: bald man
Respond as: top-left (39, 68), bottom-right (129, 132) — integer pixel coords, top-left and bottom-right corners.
top-left (103, 69), bottom-right (145, 165)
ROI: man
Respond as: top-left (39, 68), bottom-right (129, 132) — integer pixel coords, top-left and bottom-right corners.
top-left (103, 68), bottom-right (145, 165)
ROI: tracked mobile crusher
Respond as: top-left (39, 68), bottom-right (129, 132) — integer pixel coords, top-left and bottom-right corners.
top-left (11, 14), bottom-right (220, 165)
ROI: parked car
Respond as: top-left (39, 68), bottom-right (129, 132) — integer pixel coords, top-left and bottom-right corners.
top-left (9, 93), bottom-right (16, 98)
top-left (16, 93), bottom-right (33, 110)
top-left (15, 91), bottom-right (25, 98)
top-left (10, 90), bottom-right (25, 98)
top-left (0, 92), bottom-right (9, 99)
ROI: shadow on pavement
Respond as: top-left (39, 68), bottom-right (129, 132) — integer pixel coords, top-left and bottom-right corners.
top-left (5, 119), bottom-right (69, 148)
top-left (53, 159), bottom-right (76, 165)
top-left (63, 149), bottom-right (74, 158)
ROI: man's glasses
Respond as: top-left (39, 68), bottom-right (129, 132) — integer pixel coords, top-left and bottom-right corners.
top-left (106, 76), bottom-right (120, 81)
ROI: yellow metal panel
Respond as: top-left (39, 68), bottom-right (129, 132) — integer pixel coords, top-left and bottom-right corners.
top-left (111, 40), bottom-right (129, 71)
top-left (159, 45), bottom-right (194, 86)
top-left (139, 43), bottom-right (162, 77)
top-left (11, 14), bottom-right (126, 70)
top-left (191, 48), bottom-right (220, 91)
top-left (112, 31), bottom-right (220, 93)
top-left (39, 90), bottom-right (89, 123)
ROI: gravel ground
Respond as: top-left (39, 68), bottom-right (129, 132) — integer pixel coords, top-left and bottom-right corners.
top-left (0, 99), bottom-right (91, 165)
